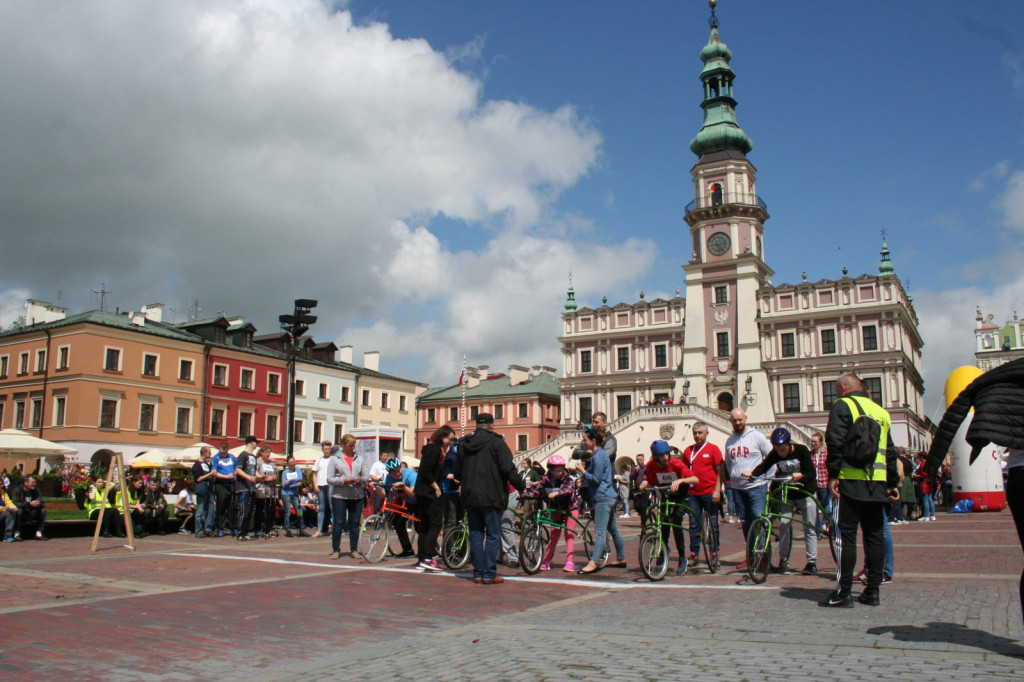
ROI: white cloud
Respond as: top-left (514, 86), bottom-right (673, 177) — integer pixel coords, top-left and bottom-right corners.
top-left (0, 0), bottom-right (610, 379)
top-left (0, 289), bottom-right (30, 329)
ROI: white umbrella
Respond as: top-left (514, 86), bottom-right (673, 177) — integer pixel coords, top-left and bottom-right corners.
top-left (0, 429), bottom-right (77, 456)
top-left (129, 448), bottom-right (173, 469)
top-left (166, 442), bottom-right (216, 465)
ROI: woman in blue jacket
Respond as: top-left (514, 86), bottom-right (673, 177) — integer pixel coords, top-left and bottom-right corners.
top-left (575, 427), bottom-right (626, 574)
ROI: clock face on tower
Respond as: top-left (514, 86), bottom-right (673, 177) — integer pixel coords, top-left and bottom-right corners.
top-left (707, 231), bottom-right (731, 256)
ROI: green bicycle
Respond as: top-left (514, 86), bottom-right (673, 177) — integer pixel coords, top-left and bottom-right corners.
top-left (638, 485), bottom-right (719, 581)
top-left (745, 475), bottom-right (837, 584)
top-left (519, 497), bottom-right (609, 575)
top-left (440, 512), bottom-right (470, 570)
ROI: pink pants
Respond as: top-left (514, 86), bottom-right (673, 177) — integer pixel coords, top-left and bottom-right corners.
top-left (543, 510), bottom-right (579, 564)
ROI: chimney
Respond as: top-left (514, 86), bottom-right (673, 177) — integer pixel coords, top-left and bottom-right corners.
top-left (477, 364), bottom-right (490, 377)
top-left (466, 367), bottom-right (481, 389)
top-left (508, 364), bottom-right (529, 387)
top-left (131, 310), bottom-right (146, 326)
top-left (338, 345), bottom-right (353, 364)
top-left (364, 351), bottom-right (380, 372)
top-left (25, 299), bottom-right (67, 325)
top-left (541, 366), bottom-right (557, 377)
top-left (141, 303), bottom-right (164, 322)
top-left (531, 365), bottom-right (541, 377)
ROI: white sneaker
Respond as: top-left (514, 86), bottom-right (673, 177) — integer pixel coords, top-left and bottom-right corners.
top-left (930, 516), bottom-right (936, 521)
top-left (918, 517), bottom-right (929, 522)
top-left (618, 513), bottom-right (630, 518)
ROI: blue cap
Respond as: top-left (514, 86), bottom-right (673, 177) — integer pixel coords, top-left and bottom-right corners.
top-left (650, 440), bottom-right (671, 455)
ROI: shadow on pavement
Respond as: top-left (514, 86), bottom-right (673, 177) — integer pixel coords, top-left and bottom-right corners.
top-left (866, 622), bottom-right (1024, 659)
top-left (777, 586), bottom-right (829, 602)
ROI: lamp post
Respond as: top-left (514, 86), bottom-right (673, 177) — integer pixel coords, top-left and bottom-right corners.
top-left (280, 299), bottom-right (317, 456)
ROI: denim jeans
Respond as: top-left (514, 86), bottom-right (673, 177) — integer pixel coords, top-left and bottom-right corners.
top-left (688, 493), bottom-right (720, 554)
top-left (195, 490), bottom-right (215, 533)
top-left (331, 497), bottom-right (364, 553)
top-left (500, 492), bottom-right (519, 563)
top-left (777, 494), bottom-right (817, 563)
top-left (815, 486), bottom-right (834, 530)
top-left (281, 493), bottom-right (303, 532)
top-left (317, 487), bottom-right (333, 532)
top-left (921, 491), bottom-right (936, 518)
top-left (590, 495), bottom-right (625, 564)
top-left (468, 506), bottom-right (503, 580)
top-left (732, 485), bottom-right (768, 541)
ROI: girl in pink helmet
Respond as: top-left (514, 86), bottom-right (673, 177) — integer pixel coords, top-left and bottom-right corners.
top-left (526, 455), bottom-right (581, 572)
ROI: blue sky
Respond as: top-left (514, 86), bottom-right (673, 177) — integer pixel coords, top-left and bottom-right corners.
top-left (1, 0), bottom-right (1023, 418)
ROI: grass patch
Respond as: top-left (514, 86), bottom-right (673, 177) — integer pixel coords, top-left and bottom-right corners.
top-left (47, 508), bottom-right (90, 521)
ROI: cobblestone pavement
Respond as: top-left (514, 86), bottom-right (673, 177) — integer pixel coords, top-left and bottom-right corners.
top-left (0, 511), bottom-right (1020, 681)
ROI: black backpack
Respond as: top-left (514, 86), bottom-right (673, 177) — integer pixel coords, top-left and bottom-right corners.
top-left (841, 397), bottom-right (881, 469)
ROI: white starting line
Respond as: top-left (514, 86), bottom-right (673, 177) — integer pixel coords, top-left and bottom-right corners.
top-left (167, 552), bottom-right (776, 590)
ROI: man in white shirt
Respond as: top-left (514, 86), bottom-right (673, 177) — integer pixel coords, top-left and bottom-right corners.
top-left (723, 408), bottom-right (772, 564)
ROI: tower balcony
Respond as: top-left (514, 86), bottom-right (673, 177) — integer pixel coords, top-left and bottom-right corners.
top-left (684, 192), bottom-right (769, 226)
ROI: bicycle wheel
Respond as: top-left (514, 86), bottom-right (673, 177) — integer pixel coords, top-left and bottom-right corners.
top-left (519, 522), bottom-right (548, 575)
top-left (441, 523), bottom-right (470, 570)
top-left (746, 517), bottom-right (772, 584)
top-left (638, 529), bottom-right (669, 581)
top-left (701, 511), bottom-right (720, 574)
top-left (358, 514), bottom-right (390, 563)
top-left (388, 518), bottom-right (417, 557)
top-left (581, 518), bottom-right (611, 568)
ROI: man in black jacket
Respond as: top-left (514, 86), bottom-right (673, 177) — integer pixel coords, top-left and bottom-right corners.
top-left (455, 413), bottom-right (524, 584)
top-left (10, 476), bottom-right (47, 540)
top-left (819, 374), bottom-right (899, 608)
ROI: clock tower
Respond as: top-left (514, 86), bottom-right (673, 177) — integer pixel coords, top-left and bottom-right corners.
top-left (678, 1), bottom-right (774, 421)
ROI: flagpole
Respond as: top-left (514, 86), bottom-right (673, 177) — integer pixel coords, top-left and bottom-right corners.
top-left (460, 354), bottom-right (467, 435)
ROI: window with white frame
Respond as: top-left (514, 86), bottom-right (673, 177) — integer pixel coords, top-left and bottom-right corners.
top-left (240, 368), bottom-right (254, 390)
top-left (104, 347), bottom-right (121, 372)
top-left (53, 395), bottom-right (66, 427)
top-left (239, 411), bottom-right (253, 438)
top-left (212, 363), bottom-right (228, 387)
top-left (139, 402), bottom-right (156, 432)
top-left (19, 352), bottom-right (29, 374)
top-left (210, 408), bottom-right (225, 436)
top-left (57, 346), bottom-right (69, 370)
top-left (267, 373), bottom-right (281, 394)
top-left (516, 434), bottom-right (528, 452)
top-left (176, 406), bottom-right (192, 435)
top-left (318, 383), bottom-right (328, 399)
top-left (30, 397), bottom-right (42, 428)
top-left (179, 359), bottom-right (193, 381)
top-left (35, 349), bottom-right (46, 373)
top-left (99, 398), bottom-right (119, 429)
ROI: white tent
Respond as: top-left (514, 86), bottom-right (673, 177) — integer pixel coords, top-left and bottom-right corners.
top-left (0, 429), bottom-right (77, 473)
top-left (129, 448), bottom-right (176, 469)
top-left (166, 442), bottom-right (216, 466)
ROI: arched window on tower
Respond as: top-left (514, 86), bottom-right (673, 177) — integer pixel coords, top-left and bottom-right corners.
top-left (710, 182), bottom-right (724, 206)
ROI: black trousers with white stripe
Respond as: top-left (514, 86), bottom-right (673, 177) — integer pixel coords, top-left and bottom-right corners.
top-left (834, 495), bottom-right (886, 596)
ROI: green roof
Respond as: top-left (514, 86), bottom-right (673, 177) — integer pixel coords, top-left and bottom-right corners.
top-left (419, 372), bottom-right (560, 403)
top-left (0, 309), bottom-right (202, 343)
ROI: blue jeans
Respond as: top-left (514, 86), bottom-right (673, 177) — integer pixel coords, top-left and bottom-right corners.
top-left (922, 491), bottom-right (936, 518)
top-left (281, 493), bottom-right (303, 532)
top-left (317, 487), bottom-right (333, 532)
top-left (468, 506), bottom-right (503, 580)
top-left (732, 485), bottom-right (768, 541)
top-left (590, 496), bottom-right (625, 564)
top-left (195, 490), bottom-right (215, 533)
top-left (688, 494), bottom-right (720, 554)
top-left (815, 487), bottom-right (834, 531)
top-left (331, 497), bottom-right (364, 553)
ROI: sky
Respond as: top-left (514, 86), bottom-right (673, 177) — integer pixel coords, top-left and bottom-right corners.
top-left (1, 0), bottom-right (1023, 420)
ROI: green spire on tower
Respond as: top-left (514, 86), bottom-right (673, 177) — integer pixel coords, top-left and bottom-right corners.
top-left (879, 241), bottom-right (894, 275)
top-left (689, 1), bottom-right (754, 158)
top-left (564, 274), bottom-right (578, 312)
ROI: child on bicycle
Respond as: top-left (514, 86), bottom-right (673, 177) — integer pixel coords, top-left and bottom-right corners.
top-left (525, 455), bottom-right (580, 572)
top-left (742, 427), bottom-right (818, 576)
top-left (638, 440), bottom-right (699, 575)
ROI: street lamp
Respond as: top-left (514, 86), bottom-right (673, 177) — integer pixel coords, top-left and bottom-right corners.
top-left (280, 299), bottom-right (317, 456)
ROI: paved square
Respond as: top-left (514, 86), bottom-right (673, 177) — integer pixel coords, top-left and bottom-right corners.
top-left (0, 511), bottom-right (1020, 680)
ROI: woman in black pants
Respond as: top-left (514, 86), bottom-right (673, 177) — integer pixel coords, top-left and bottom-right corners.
top-left (413, 425), bottom-right (455, 572)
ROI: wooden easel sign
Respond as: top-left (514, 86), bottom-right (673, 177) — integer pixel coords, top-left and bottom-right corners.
top-left (91, 452), bottom-right (135, 552)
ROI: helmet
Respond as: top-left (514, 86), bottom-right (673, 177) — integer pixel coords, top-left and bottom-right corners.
top-left (547, 455), bottom-right (566, 467)
top-left (770, 427), bottom-right (792, 445)
top-left (650, 440), bottom-right (671, 456)
top-left (384, 457), bottom-right (402, 472)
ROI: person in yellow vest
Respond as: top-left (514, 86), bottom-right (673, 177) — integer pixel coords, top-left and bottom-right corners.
top-left (819, 373), bottom-right (900, 608)
top-left (0, 480), bottom-right (17, 542)
top-left (85, 479), bottom-right (119, 538)
top-left (115, 476), bottom-right (146, 537)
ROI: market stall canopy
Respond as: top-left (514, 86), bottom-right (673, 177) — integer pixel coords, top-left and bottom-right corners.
top-left (166, 442), bottom-right (216, 466)
top-left (129, 448), bottom-right (174, 469)
top-left (0, 429), bottom-right (77, 475)
top-left (0, 429), bottom-right (77, 456)
top-left (289, 447), bottom-right (323, 464)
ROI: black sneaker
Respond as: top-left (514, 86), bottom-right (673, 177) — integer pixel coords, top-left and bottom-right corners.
top-left (771, 561), bottom-right (791, 574)
top-left (395, 549), bottom-right (415, 558)
top-left (285, 530), bottom-right (293, 538)
top-left (801, 562), bottom-right (817, 576)
top-left (818, 591), bottom-right (854, 608)
top-left (857, 590), bottom-right (880, 606)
